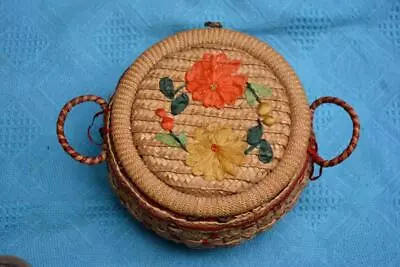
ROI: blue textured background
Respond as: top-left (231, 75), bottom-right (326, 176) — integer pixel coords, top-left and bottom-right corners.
top-left (1, 0), bottom-right (400, 266)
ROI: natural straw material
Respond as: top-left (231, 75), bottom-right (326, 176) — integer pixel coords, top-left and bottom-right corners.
top-left (133, 48), bottom-right (289, 195)
top-left (56, 27), bottom-right (361, 248)
top-left (105, 104), bottom-right (312, 247)
top-left (110, 28), bottom-right (311, 218)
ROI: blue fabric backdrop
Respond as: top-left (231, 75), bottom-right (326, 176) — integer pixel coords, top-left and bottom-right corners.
top-left (1, 0), bottom-right (400, 266)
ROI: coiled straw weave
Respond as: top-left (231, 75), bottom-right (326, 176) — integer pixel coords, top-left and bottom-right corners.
top-left (56, 27), bottom-right (360, 248)
top-left (110, 28), bottom-right (311, 219)
top-left (107, 28), bottom-right (311, 247)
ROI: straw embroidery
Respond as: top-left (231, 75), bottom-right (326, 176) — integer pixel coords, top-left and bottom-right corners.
top-left (185, 53), bottom-right (247, 108)
top-left (244, 120), bottom-right (273, 163)
top-left (186, 126), bottom-right (247, 181)
top-left (154, 52), bottom-right (275, 180)
top-left (154, 108), bottom-right (187, 151)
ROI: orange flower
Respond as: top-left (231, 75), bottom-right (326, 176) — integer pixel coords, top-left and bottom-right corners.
top-left (185, 53), bottom-right (248, 108)
top-left (155, 108), bottom-right (174, 131)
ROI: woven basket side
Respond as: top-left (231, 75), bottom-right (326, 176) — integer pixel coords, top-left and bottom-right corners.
top-left (107, 161), bottom-right (310, 247)
top-left (106, 112), bottom-right (311, 247)
top-left (110, 28), bottom-right (311, 217)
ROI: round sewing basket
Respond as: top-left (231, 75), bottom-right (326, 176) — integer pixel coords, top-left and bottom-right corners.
top-left (57, 25), bottom-right (360, 248)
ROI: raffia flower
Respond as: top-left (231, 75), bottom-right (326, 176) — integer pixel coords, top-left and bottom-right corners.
top-left (186, 126), bottom-right (247, 180)
top-left (185, 53), bottom-right (248, 108)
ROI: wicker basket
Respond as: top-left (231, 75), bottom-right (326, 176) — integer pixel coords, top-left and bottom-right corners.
top-left (57, 24), bottom-right (360, 248)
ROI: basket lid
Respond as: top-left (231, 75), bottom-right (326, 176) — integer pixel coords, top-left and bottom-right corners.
top-left (109, 28), bottom-right (311, 217)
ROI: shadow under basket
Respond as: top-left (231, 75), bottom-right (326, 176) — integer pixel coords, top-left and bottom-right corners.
top-left (57, 23), bottom-right (360, 248)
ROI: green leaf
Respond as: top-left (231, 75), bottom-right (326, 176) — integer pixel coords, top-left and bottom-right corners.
top-left (155, 133), bottom-right (187, 147)
top-left (248, 83), bottom-right (272, 97)
top-left (177, 134), bottom-right (187, 146)
top-left (244, 145), bottom-right (257, 155)
top-left (245, 87), bottom-right (257, 107)
top-left (258, 139), bottom-right (273, 163)
top-left (159, 77), bottom-right (175, 99)
top-left (247, 120), bottom-right (263, 146)
top-left (171, 93), bottom-right (189, 115)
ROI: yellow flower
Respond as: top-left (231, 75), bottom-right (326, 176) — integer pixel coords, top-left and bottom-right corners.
top-left (186, 126), bottom-right (247, 180)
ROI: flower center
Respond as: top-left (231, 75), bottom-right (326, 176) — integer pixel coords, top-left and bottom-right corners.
top-left (211, 144), bottom-right (220, 152)
top-left (209, 83), bottom-right (218, 91)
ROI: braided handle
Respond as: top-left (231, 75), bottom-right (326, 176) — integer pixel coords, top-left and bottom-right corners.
top-left (57, 95), bottom-right (109, 165)
top-left (308, 96), bottom-right (360, 170)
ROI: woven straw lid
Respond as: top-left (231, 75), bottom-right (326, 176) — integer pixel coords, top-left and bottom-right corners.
top-left (110, 28), bottom-right (311, 218)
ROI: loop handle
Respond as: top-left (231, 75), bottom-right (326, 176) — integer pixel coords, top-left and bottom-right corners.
top-left (57, 95), bottom-right (109, 165)
top-left (308, 97), bottom-right (360, 179)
